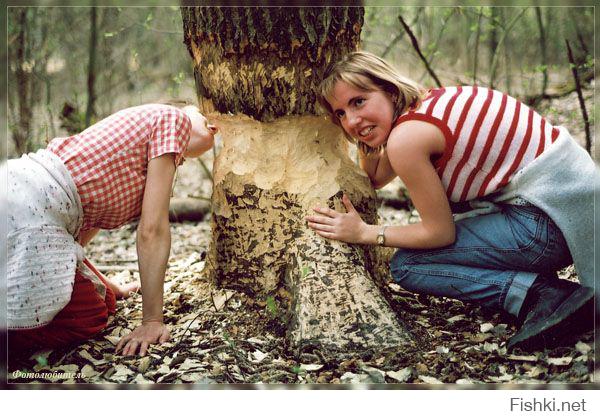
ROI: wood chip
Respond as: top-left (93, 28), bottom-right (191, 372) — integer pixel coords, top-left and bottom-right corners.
top-left (547, 356), bottom-right (573, 366)
top-left (132, 373), bottom-right (153, 384)
top-left (110, 364), bottom-right (135, 381)
top-left (507, 354), bottom-right (538, 362)
top-left (178, 358), bottom-right (206, 371)
top-left (446, 315), bottom-right (465, 323)
top-left (386, 367), bottom-right (412, 383)
top-left (526, 366), bottom-right (547, 379)
top-left (300, 364), bottom-right (324, 372)
top-left (251, 349), bottom-right (268, 363)
top-left (138, 356), bottom-right (151, 373)
top-left (480, 323), bottom-right (494, 333)
top-left (471, 333), bottom-right (493, 343)
top-left (104, 335), bottom-right (121, 346)
top-left (575, 341), bottom-right (591, 354)
top-left (418, 375), bottom-right (443, 384)
top-left (487, 374), bottom-right (514, 382)
top-left (81, 364), bottom-right (100, 379)
top-left (55, 364), bottom-right (80, 373)
top-left (482, 342), bottom-right (499, 353)
top-left (79, 349), bottom-right (108, 366)
top-left (211, 289), bottom-right (235, 311)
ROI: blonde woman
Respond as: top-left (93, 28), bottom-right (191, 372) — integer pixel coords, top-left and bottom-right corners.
top-left (307, 51), bottom-right (597, 352)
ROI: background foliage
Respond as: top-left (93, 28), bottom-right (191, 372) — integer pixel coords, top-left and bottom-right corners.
top-left (6, 5), bottom-right (594, 156)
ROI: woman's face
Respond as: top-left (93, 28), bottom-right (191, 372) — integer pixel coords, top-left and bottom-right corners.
top-left (182, 105), bottom-right (218, 158)
top-left (327, 78), bottom-right (395, 149)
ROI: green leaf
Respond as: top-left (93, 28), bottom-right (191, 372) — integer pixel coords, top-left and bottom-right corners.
top-left (35, 356), bottom-right (48, 367)
top-left (291, 365), bottom-right (305, 375)
top-left (265, 296), bottom-right (278, 317)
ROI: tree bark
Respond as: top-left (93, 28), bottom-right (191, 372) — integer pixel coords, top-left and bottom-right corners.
top-left (13, 9), bottom-right (32, 155)
top-left (181, 6), bottom-right (413, 355)
top-left (472, 7), bottom-right (483, 85)
top-left (535, 7), bottom-right (548, 98)
top-left (85, 6), bottom-right (97, 127)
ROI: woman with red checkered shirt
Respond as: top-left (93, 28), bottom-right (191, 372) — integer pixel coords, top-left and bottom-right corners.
top-left (5, 103), bottom-right (217, 357)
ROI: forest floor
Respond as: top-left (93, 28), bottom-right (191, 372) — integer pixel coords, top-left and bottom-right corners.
top-left (7, 84), bottom-right (596, 386)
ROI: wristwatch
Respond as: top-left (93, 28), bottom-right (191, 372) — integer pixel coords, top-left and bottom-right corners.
top-left (377, 225), bottom-right (387, 246)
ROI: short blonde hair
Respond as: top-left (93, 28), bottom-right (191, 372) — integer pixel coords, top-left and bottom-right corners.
top-left (318, 51), bottom-right (427, 155)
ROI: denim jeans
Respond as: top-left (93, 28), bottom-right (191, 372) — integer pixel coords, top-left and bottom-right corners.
top-left (390, 204), bottom-right (573, 317)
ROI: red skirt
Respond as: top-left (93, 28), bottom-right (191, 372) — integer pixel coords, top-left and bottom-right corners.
top-left (8, 259), bottom-right (116, 353)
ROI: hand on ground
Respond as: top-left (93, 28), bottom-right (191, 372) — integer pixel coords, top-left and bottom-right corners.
top-left (115, 321), bottom-right (170, 357)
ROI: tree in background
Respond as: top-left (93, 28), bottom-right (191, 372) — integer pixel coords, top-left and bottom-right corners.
top-left (7, 6), bottom-right (594, 157)
top-left (6, 6), bottom-right (195, 156)
top-left (7, 8), bottom-right (49, 155)
top-left (181, 6), bottom-right (413, 355)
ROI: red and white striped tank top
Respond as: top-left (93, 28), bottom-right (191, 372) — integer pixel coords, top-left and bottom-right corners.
top-left (395, 86), bottom-right (559, 202)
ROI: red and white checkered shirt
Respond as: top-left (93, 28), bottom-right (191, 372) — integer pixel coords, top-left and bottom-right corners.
top-left (47, 104), bottom-right (191, 230)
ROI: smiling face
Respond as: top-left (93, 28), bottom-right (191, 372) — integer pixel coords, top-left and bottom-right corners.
top-left (182, 105), bottom-right (218, 158)
top-left (327, 78), bottom-right (396, 150)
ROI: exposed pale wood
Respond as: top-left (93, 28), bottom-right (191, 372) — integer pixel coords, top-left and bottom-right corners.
top-left (182, 6), bottom-right (414, 354)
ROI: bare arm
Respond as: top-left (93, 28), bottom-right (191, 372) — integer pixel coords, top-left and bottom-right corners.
top-left (359, 148), bottom-right (397, 189)
top-left (77, 228), bottom-right (100, 247)
top-left (116, 154), bottom-right (176, 356)
top-left (307, 120), bottom-right (455, 249)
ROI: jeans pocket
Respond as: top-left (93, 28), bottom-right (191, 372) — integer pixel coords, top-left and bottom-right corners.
top-left (505, 206), bottom-right (545, 256)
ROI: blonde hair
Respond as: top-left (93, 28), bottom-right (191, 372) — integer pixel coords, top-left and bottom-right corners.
top-left (318, 51), bottom-right (427, 155)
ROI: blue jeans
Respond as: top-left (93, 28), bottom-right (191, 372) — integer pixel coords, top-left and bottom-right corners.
top-left (390, 205), bottom-right (573, 317)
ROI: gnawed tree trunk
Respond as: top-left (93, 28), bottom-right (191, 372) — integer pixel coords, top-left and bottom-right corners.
top-left (182, 6), bottom-right (413, 354)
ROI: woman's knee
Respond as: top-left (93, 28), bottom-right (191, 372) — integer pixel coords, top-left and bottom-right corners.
top-left (390, 248), bottom-right (420, 287)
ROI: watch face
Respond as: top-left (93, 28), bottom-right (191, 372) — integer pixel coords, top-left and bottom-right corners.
top-left (377, 235), bottom-right (384, 245)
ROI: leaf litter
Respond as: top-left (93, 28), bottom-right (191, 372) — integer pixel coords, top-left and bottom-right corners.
top-left (7, 92), bottom-right (596, 384)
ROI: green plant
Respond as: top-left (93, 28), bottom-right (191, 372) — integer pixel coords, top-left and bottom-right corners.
top-left (265, 295), bottom-right (278, 318)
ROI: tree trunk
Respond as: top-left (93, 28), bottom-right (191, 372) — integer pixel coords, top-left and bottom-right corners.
top-left (487, 7), bottom-right (499, 89)
top-left (181, 6), bottom-right (413, 355)
top-left (535, 7), bottom-right (548, 98)
top-left (472, 7), bottom-right (483, 85)
top-left (13, 9), bottom-right (32, 155)
top-left (85, 6), bottom-right (97, 127)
